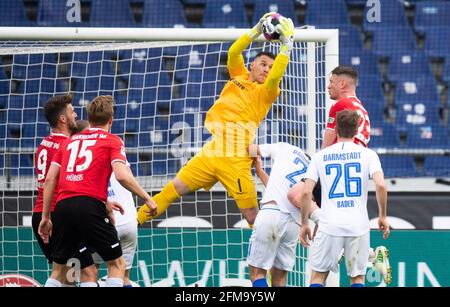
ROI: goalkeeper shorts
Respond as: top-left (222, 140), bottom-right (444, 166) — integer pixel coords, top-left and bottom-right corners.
top-left (177, 140), bottom-right (257, 209)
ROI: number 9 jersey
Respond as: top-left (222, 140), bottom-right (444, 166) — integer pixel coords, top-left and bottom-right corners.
top-left (52, 128), bottom-right (128, 204)
top-left (34, 133), bottom-right (69, 213)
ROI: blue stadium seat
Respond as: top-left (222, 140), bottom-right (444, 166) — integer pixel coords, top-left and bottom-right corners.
top-left (38, 0), bottom-right (86, 27)
top-left (340, 49), bottom-right (380, 75)
top-left (90, 0), bottom-right (136, 27)
top-left (345, 0), bottom-right (367, 6)
top-left (0, 0), bottom-right (32, 26)
top-left (305, 0), bottom-right (350, 26)
top-left (317, 25), bottom-right (364, 50)
top-left (396, 103), bottom-right (440, 128)
top-left (387, 52), bottom-right (433, 84)
top-left (363, 0), bottom-right (408, 32)
top-left (356, 74), bottom-right (385, 102)
top-left (424, 27), bottom-right (450, 59)
top-left (363, 99), bottom-right (385, 123)
top-left (414, 1), bottom-right (450, 35)
top-left (369, 123), bottom-right (400, 148)
top-left (404, 124), bottom-right (448, 148)
top-left (394, 76), bottom-right (439, 105)
top-left (424, 156), bottom-right (450, 177)
top-left (443, 56), bottom-right (450, 85)
top-left (202, 0), bottom-right (249, 28)
top-left (0, 58), bottom-right (9, 96)
top-left (251, 0), bottom-right (297, 25)
top-left (380, 155), bottom-right (421, 178)
top-left (142, 0), bottom-right (188, 28)
top-left (371, 27), bottom-right (417, 59)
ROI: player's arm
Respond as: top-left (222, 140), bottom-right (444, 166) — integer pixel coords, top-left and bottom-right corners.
top-left (38, 163), bottom-right (60, 243)
top-left (299, 178), bottom-right (316, 247)
top-left (322, 129), bottom-right (337, 149)
top-left (112, 161), bottom-right (157, 216)
top-left (263, 18), bottom-right (294, 92)
top-left (254, 156), bottom-right (269, 187)
top-left (373, 170), bottom-right (389, 239)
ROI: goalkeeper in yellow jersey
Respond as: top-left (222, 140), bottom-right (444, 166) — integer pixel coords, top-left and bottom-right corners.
top-left (137, 13), bottom-right (295, 227)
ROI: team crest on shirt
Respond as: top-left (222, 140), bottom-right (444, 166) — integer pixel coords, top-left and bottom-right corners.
top-left (328, 117), bottom-right (334, 124)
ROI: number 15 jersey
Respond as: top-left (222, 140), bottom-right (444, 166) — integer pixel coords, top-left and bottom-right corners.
top-left (52, 128), bottom-right (128, 204)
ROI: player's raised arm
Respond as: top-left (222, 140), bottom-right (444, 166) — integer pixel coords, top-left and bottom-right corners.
top-left (264, 17), bottom-right (294, 92)
top-left (227, 12), bottom-right (273, 77)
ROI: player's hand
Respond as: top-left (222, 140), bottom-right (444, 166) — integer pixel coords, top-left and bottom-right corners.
top-left (252, 155), bottom-right (263, 171)
top-left (248, 12), bottom-right (275, 40)
top-left (144, 197), bottom-right (158, 217)
top-left (107, 200), bottom-right (125, 215)
top-left (277, 17), bottom-right (294, 55)
top-left (378, 217), bottom-right (390, 240)
top-left (312, 223), bottom-right (319, 241)
top-left (300, 225), bottom-right (312, 248)
top-left (38, 218), bottom-right (53, 244)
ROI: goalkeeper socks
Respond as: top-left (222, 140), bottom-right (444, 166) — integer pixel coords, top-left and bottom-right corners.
top-left (137, 181), bottom-right (180, 224)
top-left (105, 277), bottom-right (123, 287)
top-left (123, 284), bottom-right (133, 288)
top-left (351, 283), bottom-right (365, 287)
top-left (44, 278), bottom-right (62, 287)
top-left (252, 278), bottom-right (268, 287)
top-left (80, 282), bottom-right (98, 287)
top-left (309, 283), bottom-right (324, 287)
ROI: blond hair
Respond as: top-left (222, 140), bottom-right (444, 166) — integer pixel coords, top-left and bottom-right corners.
top-left (87, 95), bottom-right (115, 126)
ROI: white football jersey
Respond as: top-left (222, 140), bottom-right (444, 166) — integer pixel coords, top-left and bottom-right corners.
top-left (108, 172), bottom-right (137, 227)
top-left (259, 142), bottom-right (310, 224)
top-left (305, 141), bottom-right (383, 236)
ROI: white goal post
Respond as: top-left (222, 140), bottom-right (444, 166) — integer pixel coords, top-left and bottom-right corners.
top-left (0, 27), bottom-right (338, 287)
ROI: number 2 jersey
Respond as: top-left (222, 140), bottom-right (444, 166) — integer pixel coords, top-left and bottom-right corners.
top-left (326, 96), bottom-right (370, 147)
top-left (305, 142), bottom-right (382, 236)
top-left (34, 133), bottom-right (69, 213)
top-left (259, 142), bottom-right (311, 225)
top-left (52, 128), bottom-right (128, 204)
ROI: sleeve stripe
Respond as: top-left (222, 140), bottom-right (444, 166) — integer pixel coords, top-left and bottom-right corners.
top-left (111, 159), bottom-right (127, 166)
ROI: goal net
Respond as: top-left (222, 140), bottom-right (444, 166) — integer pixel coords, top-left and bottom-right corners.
top-left (0, 28), bottom-right (337, 287)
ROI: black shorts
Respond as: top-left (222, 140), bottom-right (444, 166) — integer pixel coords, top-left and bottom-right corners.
top-left (32, 211), bottom-right (94, 269)
top-left (51, 196), bottom-right (122, 265)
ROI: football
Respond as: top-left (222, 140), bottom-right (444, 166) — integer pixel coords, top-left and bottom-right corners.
top-left (262, 13), bottom-right (284, 41)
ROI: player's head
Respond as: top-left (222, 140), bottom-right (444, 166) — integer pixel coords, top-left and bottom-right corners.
top-left (87, 95), bottom-right (115, 130)
top-left (250, 51), bottom-right (276, 84)
top-left (336, 109), bottom-right (360, 139)
top-left (328, 66), bottom-right (358, 100)
top-left (43, 95), bottom-right (78, 134)
top-left (73, 119), bottom-right (90, 135)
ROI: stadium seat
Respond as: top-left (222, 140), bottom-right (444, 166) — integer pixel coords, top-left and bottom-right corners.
top-left (345, 0), bottom-right (367, 6)
top-left (379, 155), bottom-right (421, 178)
top-left (396, 103), bottom-right (440, 128)
top-left (202, 0), bottom-right (249, 28)
top-left (414, 1), bottom-right (450, 35)
top-left (424, 156), bottom-right (450, 177)
top-left (356, 74), bottom-right (385, 102)
top-left (142, 0), bottom-right (188, 28)
top-left (387, 52), bottom-right (433, 85)
top-left (404, 124), bottom-right (448, 148)
top-left (38, 0), bottom-right (86, 27)
top-left (371, 27), bottom-right (417, 59)
top-left (305, 0), bottom-right (350, 26)
top-left (317, 25), bottom-right (364, 50)
top-left (363, 99), bottom-right (386, 123)
top-left (340, 49), bottom-right (380, 75)
top-left (443, 57), bottom-right (450, 85)
top-left (251, 0), bottom-right (297, 25)
top-left (369, 123), bottom-right (400, 148)
top-left (363, 0), bottom-right (408, 32)
top-left (0, 0), bottom-right (32, 26)
top-left (424, 27), bottom-right (450, 59)
top-left (90, 0), bottom-right (136, 27)
top-left (394, 76), bottom-right (440, 106)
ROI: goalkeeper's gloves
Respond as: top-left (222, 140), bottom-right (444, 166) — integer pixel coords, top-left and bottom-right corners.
top-left (248, 12), bottom-right (275, 40)
top-left (277, 17), bottom-right (295, 56)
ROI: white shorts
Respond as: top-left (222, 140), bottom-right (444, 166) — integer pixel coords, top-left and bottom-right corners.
top-left (247, 204), bottom-right (300, 272)
top-left (309, 230), bottom-right (370, 277)
top-left (93, 220), bottom-right (138, 270)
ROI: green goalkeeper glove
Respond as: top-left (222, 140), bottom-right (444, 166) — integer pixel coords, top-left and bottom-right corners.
top-left (277, 17), bottom-right (294, 56)
top-left (248, 12), bottom-right (275, 40)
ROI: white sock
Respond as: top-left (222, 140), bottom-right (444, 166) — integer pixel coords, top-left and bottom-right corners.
top-left (80, 282), bottom-right (98, 287)
top-left (310, 209), bottom-right (320, 224)
top-left (105, 277), bottom-right (123, 287)
top-left (44, 278), bottom-right (62, 287)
